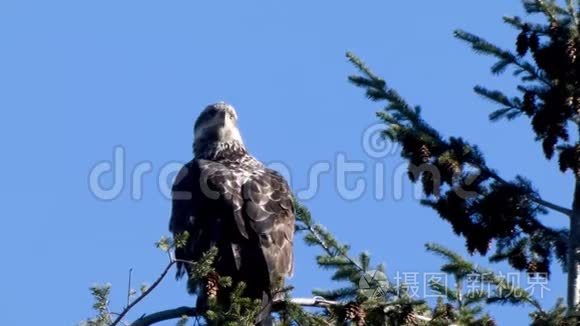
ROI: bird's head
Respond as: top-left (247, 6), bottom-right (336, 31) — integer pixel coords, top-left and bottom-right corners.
top-left (193, 102), bottom-right (245, 158)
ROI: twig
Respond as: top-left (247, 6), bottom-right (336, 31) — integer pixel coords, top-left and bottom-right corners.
top-left (126, 268), bottom-right (133, 308)
top-left (110, 260), bottom-right (176, 326)
top-left (109, 312), bottom-right (131, 326)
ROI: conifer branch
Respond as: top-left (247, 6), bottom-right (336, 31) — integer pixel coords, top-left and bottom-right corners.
top-left (348, 49), bottom-right (571, 276)
top-left (88, 209), bottom-right (519, 326)
top-left (348, 51), bottom-right (570, 218)
top-left (565, 0), bottom-right (578, 27)
top-left (454, 29), bottom-right (551, 85)
top-left (129, 297), bottom-right (459, 326)
top-left (503, 16), bottom-right (550, 34)
top-left (128, 298), bottom-right (340, 326)
top-left (295, 200), bottom-right (365, 272)
top-left (307, 224), bottom-right (364, 272)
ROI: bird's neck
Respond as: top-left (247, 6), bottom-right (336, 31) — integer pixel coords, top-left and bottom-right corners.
top-left (194, 139), bottom-right (249, 161)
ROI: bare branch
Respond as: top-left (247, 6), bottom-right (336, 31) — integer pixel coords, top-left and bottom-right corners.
top-left (126, 268), bottom-right (133, 308)
top-left (129, 297), bottom-right (455, 326)
top-left (533, 196), bottom-right (573, 216)
top-left (130, 298), bottom-right (339, 326)
top-left (110, 261), bottom-right (176, 326)
top-left (285, 297), bottom-right (338, 308)
top-left (487, 170), bottom-right (572, 217)
top-left (130, 306), bottom-right (198, 326)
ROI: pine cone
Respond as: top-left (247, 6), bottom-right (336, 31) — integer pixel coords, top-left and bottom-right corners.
top-left (484, 319), bottom-right (497, 326)
top-left (344, 302), bottom-right (366, 326)
top-left (549, 21), bottom-right (560, 37)
top-left (441, 160), bottom-right (460, 182)
top-left (559, 146), bottom-right (574, 173)
top-left (404, 313), bottom-right (419, 326)
top-left (205, 272), bottom-right (220, 299)
top-left (397, 304), bottom-right (419, 326)
top-left (466, 230), bottom-right (492, 255)
top-left (527, 260), bottom-right (540, 273)
top-left (449, 160), bottom-right (461, 175)
top-left (566, 39), bottom-right (577, 64)
top-left (419, 144), bottom-right (431, 163)
top-left (444, 303), bottom-right (455, 319)
top-left (517, 30), bottom-right (529, 56)
top-left (542, 135), bottom-right (558, 159)
top-left (422, 171), bottom-right (436, 196)
top-left (508, 250), bottom-right (528, 270)
top-left (522, 91), bottom-right (536, 116)
top-left (528, 259), bottom-right (550, 275)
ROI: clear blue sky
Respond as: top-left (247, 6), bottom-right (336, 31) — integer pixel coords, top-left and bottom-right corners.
top-left (0, 1), bottom-right (572, 325)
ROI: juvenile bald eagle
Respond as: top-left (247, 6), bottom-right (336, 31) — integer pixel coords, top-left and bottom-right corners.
top-left (170, 102), bottom-right (295, 325)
